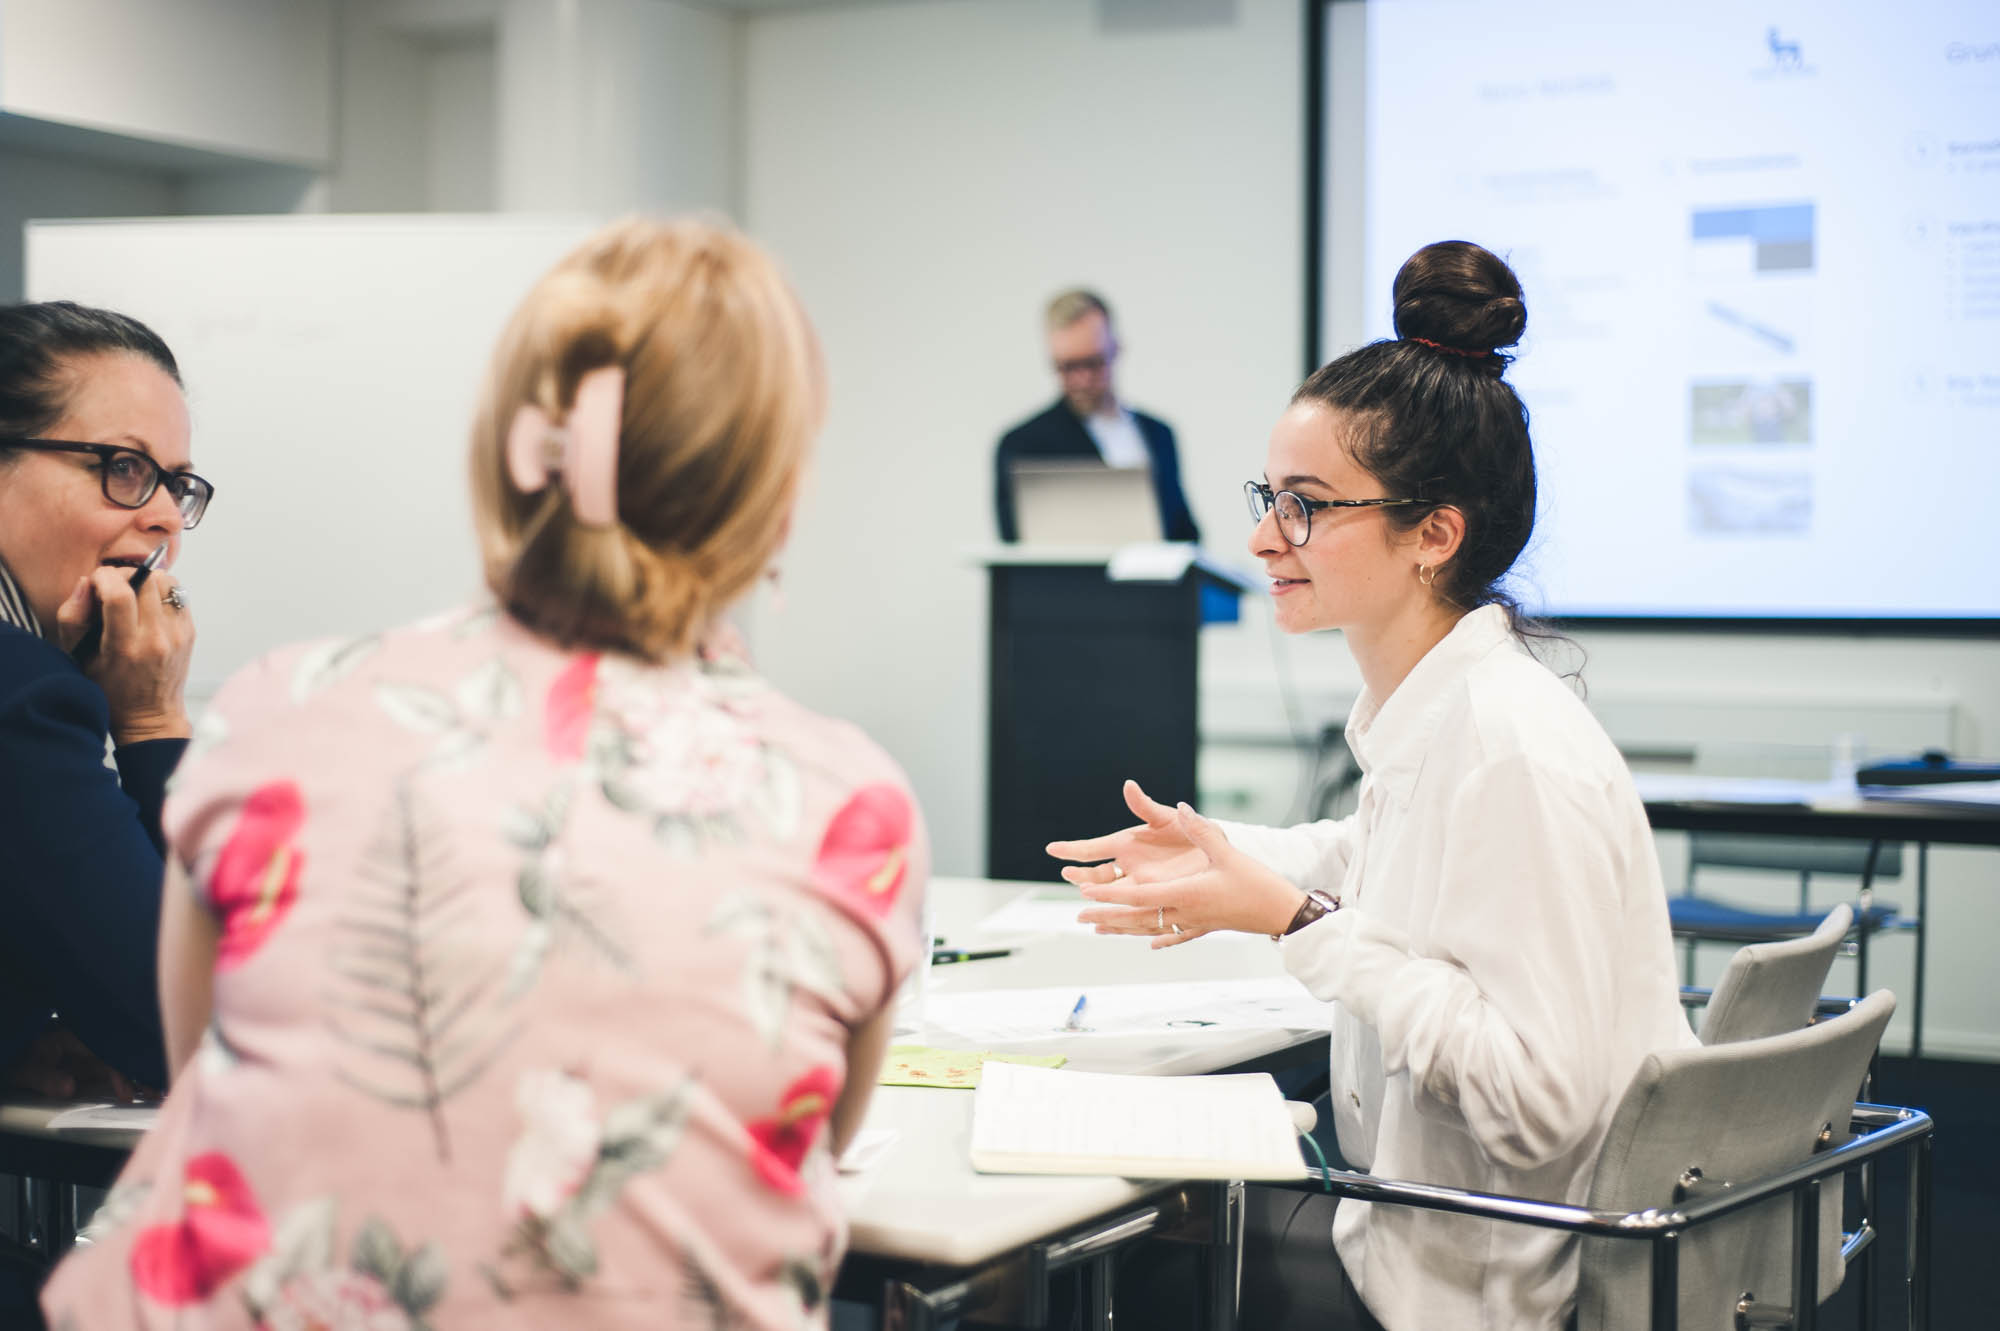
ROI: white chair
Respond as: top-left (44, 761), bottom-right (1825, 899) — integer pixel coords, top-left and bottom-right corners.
top-left (1286, 991), bottom-right (1928, 1331)
top-left (1698, 903), bottom-right (1853, 1046)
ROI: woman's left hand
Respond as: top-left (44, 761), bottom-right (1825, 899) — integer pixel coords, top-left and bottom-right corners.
top-left (1076, 803), bottom-right (1305, 948)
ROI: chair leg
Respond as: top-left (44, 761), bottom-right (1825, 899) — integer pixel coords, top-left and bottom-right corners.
top-left (1911, 843), bottom-right (1929, 1061)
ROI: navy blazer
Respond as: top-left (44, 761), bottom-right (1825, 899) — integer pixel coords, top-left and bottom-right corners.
top-left (994, 399), bottom-right (1202, 545)
top-left (0, 623), bottom-right (175, 1088)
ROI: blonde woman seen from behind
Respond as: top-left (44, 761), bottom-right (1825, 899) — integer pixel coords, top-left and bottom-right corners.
top-left (44, 218), bottom-right (929, 1330)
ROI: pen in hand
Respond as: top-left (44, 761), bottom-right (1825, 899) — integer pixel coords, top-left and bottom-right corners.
top-left (1062, 993), bottom-right (1088, 1032)
top-left (71, 541), bottom-right (168, 665)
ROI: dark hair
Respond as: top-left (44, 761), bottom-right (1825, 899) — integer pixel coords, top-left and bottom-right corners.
top-left (1293, 241), bottom-right (1549, 638)
top-left (0, 301), bottom-right (182, 444)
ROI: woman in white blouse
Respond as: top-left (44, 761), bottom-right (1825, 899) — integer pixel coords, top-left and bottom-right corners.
top-left (1049, 240), bottom-right (1693, 1331)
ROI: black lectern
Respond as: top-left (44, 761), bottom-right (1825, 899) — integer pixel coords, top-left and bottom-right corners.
top-left (978, 548), bottom-right (1251, 881)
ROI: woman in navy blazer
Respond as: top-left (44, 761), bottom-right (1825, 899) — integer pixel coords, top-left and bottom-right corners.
top-left (0, 302), bottom-right (212, 1095)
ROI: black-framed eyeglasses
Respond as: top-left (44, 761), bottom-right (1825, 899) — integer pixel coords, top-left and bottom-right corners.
top-left (1244, 480), bottom-right (1420, 548)
top-left (1, 438), bottom-right (214, 529)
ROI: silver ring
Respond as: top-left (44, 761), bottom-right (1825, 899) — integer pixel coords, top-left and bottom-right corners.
top-left (1156, 906), bottom-right (1164, 931)
top-left (1110, 863), bottom-right (1125, 880)
top-left (1172, 924), bottom-right (1185, 936)
top-left (163, 585), bottom-right (187, 611)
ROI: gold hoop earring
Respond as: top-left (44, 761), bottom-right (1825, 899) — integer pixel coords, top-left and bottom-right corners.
top-left (1418, 564), bottom-right (1436, 587)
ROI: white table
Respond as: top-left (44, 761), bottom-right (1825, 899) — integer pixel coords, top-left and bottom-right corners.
top-left (837, 877), bottom-right (1331, 1329)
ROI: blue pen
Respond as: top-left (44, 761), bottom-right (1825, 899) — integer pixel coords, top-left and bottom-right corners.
top-left (1063, 993), bottom-right (1088, 1032)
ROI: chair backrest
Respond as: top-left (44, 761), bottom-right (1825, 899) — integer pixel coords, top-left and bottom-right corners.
top-left (1686, 832), bottom-right (1903, 881)
top-left (1576, 989), bottom-right (1895, 1331)
top-left (1699, 904), bottom-right (1853, 1045)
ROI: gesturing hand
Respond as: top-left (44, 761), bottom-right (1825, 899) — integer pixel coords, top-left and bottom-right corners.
top-left (1046, 779), bottom-right (1209, 888)
top-left (1057, 793), bottom-right (1305, 949)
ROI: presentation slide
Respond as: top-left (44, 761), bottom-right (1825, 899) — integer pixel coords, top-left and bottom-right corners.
top-left (1322, 0), bottom-right (2000, 621)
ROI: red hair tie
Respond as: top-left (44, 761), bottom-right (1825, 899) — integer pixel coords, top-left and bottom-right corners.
top-left (1406, 336), bottom-right (1493, 359)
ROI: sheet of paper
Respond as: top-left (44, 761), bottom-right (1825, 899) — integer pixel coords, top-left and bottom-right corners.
top-left (969, 1061), bottom-right (1306, 1180)
top-left (1628, 773), bottom-right (1847, 806)
top-left (46, 1103), bottom-right (158, 1132)
top-left (974, 888), bottom-right (1096, 938)
top-left (878, 1046), bottom-right (1067, 1089)
top-left (923, 977), bottom-right (1335, 1044)
top-left (837, 1128), bottom-right (898, 1175)
top-left (1860, 779), bottom-right (2000, 809)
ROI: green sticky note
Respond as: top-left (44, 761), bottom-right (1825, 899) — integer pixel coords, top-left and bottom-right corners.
top-left (879, 1045), bottom-right (1067, 1089)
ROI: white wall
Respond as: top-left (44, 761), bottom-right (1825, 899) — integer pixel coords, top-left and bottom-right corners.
top-left (498, 0), bottom-right (741, 217)
top-left (742, 0), bottom-right (1305, 880)
top-left (0, 0), bottom-right (335, 165)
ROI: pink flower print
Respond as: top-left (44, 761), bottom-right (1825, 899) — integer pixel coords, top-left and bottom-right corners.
top-left (257, 1270), bottom-right (411, 1331)
top-left (747, 1066), bottom-right (840, 1196)
top-left (502, 1069), bottom-right (602, 1221)
top-left (812, 785), bottom-right (912, 919)
top-left (601, 670), bottom-right (766, 817)
top-left (208, 781), bottom-right (306, 969)
top-left (131, 1153), bottom-right (270, 1305)
top-left (545, 654), bottom-right (600, 760)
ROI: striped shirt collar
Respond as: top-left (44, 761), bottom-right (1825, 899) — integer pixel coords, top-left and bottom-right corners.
top-left (0, 556), bottom-right (43, 638)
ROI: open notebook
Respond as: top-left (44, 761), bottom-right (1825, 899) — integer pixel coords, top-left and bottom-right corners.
top-left (969, 1062), bottom-right (1310, 1182)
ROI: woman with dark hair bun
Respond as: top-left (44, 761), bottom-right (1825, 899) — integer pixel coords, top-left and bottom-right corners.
top-left (1052, 242), bottom-right (1691, 1329)
top-left (0, 300), bottom-right (211, 1098)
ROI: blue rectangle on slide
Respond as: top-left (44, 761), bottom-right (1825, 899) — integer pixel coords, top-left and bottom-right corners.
top-left (1691, 203), bottom-right (1813, 244)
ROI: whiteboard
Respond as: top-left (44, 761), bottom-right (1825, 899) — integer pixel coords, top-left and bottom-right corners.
top-left (27, 215), bottom-right (601, 695)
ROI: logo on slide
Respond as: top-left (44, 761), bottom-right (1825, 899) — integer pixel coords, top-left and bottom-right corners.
top-left (1755, 26), bottom-right (1814, 79)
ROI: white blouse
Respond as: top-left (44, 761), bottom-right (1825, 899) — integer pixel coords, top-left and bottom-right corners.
top-left (1221, 604), bottom-right (1695, 1331)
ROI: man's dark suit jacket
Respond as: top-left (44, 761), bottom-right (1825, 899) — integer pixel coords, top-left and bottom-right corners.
top-left (994, 399), bottom-right (1201, 544)
top-left (0, 623), bottom-right (175, 1088)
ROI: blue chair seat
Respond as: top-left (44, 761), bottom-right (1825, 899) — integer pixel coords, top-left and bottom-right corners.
top-left (1669, 896), bottom-right (1900, 942)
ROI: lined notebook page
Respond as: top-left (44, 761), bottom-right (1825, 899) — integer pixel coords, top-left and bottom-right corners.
top-left (969, 1062), bottom-right (1308, 1181)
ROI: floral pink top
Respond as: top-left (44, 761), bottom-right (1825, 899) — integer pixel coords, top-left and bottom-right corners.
top-left (43, 605), bottom-right (928, 1331)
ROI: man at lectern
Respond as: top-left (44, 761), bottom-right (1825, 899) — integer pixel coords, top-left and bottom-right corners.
top-left (993, 289), bottom-right (1201, 544)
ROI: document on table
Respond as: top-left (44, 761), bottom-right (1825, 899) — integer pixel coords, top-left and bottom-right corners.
top-left (1860, 779), bottom-right (2000, 809)
top-left (974, 887), bottom-right (1097, 938)
top-left (1628, 773), bottom-right (1849, 806)
top-left (969, 1061), bottom-right (1309, 1181)
top-left (923, 977), bottom-right (1334, 1043)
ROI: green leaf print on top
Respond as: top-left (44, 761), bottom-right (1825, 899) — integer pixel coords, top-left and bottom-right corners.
top-left (242, 1200), bottom-right (446, 1331)
top-left (328, 777), bottom-right (522, 1163)
top-left (486, 1068), bottom-right (698, 1297)
top-left (501, 776), bottom-right (635, 998)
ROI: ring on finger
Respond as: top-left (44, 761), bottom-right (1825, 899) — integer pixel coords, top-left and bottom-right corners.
top-left (1172, 923), bottom-right (1185, 935)
top-left (163, 585), bottom-right (187, 611)
top-left (1110, 863), bottom-right (1125, 880)
top-left (1155, 906), bottom-right (1164, 931)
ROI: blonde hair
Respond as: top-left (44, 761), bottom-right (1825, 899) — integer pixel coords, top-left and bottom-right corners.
top-left (470, 217), bottom-right (822, 661)
top-left (1044, 288), bottom-right (1111, 333)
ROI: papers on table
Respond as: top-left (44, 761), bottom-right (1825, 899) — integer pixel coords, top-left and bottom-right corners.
top-left (47, 1103), bottom-right (158, 1133)
top-left (1860, 779), bottom-right (2000, 809)
top-left (837, 1128), bottom-right (898, 1175)
top-left (969, 1061), bottom-right (1308, 1181)
top-left (879, 1046), bottom-right (1067, 1089)
top-left (974, 888), bottom-right (1096, 938)
top-left (1628, 773), bottom-right (1848, 806)
top-left (923, 977), bottom-right (1334, 1044)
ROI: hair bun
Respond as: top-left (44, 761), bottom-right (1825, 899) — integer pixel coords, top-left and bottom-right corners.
top-left (1390, 241), bottom-right (1527, 367)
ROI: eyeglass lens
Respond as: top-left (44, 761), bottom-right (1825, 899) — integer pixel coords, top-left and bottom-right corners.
top-left (101, 451), bottom-right (210, 527)
top-left (1244, 484), bottom-right (1310, 546)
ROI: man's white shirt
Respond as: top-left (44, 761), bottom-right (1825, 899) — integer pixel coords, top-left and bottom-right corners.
top-left (1083, 407), bottom-right (1149, 469)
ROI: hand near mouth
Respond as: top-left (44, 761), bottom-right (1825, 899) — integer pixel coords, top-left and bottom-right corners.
top-left (58, 556), bottom-right (196, 745)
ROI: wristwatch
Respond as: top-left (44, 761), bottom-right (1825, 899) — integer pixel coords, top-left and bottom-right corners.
top-left (1275, 888), bottom-right (1341, 940)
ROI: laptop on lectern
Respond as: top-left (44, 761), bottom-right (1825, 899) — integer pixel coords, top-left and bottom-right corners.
top-left (1010, 459), bottom-right (1162, 546)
